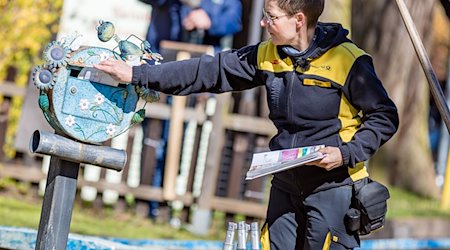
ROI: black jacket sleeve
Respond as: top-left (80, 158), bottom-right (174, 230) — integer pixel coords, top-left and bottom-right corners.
top-left (338, 55), bottom-right (399, 167)
top-left (131, 45), bottom-right (262, 95)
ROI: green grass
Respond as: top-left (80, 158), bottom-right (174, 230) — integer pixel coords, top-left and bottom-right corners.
top-left (0, 188), bottom-right (225, 240)
top-left (1, 183), bottom-right (450, 240)
top-left (387, 186), bottom-right (450, 219)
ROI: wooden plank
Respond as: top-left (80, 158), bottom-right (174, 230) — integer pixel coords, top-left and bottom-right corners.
top-left (210, 196), bottom-right (266, 219)
top-left (144, 101), bottom-right (206, 123)
top-left (162, 51), bottom-right (191, 201)
top-left (0, 82), bottom-right (26, 97)
top-left (187, 125), bottom-right (202, 193)
top-left (225, 113), bottom-right (276, 136)
top-left (227, 90), bottom-right (257, 199)
top-left (163, 95), bottom-right (187, 201)
top-left (160, 40), bottom-right (214, 55)
top-left (0, 164), bottom-right (194, 205)
top-left (140, 119), bottom-right (161, 185)
top-left (0, 163), bottom-right (45, 182)
top-left (245, 135), bottom-right (267, 203)
top-left (79, 179), bottom-right (193, 204)
top-left (227, 134), bottom-right (252, 198)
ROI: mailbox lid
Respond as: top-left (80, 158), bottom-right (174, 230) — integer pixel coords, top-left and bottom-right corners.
top-left (67, 47), bottom-right (116, 68)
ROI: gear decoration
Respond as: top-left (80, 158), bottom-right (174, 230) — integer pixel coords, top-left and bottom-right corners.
top-left (32, 65), bottom-right (56, 91)
top-left (43, 41), bottom-right (70, 69)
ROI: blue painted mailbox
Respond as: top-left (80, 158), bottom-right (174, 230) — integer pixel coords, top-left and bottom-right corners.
top-left (32, 20), bottom-right (161, 144)
top-left (29, 21), bottom-right (163, 250)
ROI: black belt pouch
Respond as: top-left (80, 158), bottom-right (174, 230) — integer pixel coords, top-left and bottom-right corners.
top-left (354, 179), bottom-right (390, 235)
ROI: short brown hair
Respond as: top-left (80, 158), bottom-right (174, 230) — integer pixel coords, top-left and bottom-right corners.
top-left (273, 0), bottom-right (324, 27)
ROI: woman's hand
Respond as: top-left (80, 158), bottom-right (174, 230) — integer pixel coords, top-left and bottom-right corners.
top-left (307, 146), bottom-right (343, 171)
top-left (93, 58), bottom-right (133, 83)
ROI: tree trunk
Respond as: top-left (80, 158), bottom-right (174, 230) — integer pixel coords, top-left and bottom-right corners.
top-left (321, 0), bottom-right (351, 29)
top-left (351, 0), bottom-right (439, 198)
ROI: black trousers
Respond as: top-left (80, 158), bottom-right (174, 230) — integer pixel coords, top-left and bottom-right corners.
top-left (261, 185), bottom-right (360, 250)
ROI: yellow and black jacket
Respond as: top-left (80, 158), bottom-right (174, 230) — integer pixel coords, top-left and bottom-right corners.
top-left (132, 22), bottom-right (399, 195)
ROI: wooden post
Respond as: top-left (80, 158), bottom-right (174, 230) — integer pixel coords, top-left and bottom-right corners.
top-left (31, 130), bottom-right (126, 249)
top-left (162, 51), bottom-right (190, 201)
top-left (35, 157), bottom-right (80, 250)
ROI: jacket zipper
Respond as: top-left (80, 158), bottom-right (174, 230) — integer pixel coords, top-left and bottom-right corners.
top-left (289, 64), bottom-right (298, 148)
top-left (290, 63), bottom-right (303, 195)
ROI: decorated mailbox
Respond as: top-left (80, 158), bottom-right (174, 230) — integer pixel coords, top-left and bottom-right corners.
top-left (32, 20), bottom-right (161, 144)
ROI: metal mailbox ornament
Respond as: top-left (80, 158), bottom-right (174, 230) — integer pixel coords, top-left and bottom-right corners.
top-left (32, 20), bottom-right (161, 144)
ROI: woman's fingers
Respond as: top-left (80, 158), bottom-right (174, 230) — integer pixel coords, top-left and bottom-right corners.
top-left (93, 59), bottom-right (133, 83)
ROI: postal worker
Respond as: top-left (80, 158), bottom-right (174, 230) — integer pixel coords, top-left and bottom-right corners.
top-left (95, 0), bottom-right (399, 249)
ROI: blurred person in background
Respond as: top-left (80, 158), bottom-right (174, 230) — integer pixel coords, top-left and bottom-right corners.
top-left (140, 0), bottom-right (243, 52)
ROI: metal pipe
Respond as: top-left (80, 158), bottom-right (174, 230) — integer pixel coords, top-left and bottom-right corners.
top-left (30, 130), bottom-right (126, 171)
top-left (395, 0), bottom-right (450, 133)
top-left (237, 221), bottom-right (250, 250)
top-left (436, 58), bottom-right (450, 187)
top-left (250, 222), bottom-right (260, 250)
top-left (222, 222), bottom-right (237, 250)
top-left (248, 0), bottom-right (264, 44)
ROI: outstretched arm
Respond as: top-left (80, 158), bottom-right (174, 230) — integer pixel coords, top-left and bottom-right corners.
top-left (95, 45), bottom-right (263, 95)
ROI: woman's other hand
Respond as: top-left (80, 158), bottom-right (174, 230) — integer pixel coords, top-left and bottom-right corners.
top-left (307, 146), bottom-right (343, 171)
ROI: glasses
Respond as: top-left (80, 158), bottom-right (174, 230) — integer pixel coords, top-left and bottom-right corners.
top-left (262, 9), bottom-right (291, 25)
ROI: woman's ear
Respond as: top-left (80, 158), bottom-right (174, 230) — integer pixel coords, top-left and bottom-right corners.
top-left (296, 12), bottom-right (306, 28)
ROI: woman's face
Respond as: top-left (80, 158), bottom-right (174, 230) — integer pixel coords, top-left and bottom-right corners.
top-left (260, 0), bottom-right (300, 46)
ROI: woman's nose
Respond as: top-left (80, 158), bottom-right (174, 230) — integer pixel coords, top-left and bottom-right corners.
top-left (260, 18), bottom-right (268, 27)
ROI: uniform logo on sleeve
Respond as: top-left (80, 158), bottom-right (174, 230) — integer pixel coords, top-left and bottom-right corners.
top-left (271, 59), bottom-right (281, 65)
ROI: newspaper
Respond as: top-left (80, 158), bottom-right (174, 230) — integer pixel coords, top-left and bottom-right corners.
top-left (245, 145), bottom-right (325, 180)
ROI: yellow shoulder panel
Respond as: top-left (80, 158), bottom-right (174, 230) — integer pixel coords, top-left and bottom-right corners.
top-left (304, 42), bottom-right (367, 86)
top-left (257, 41), bottom-right (294, 73)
